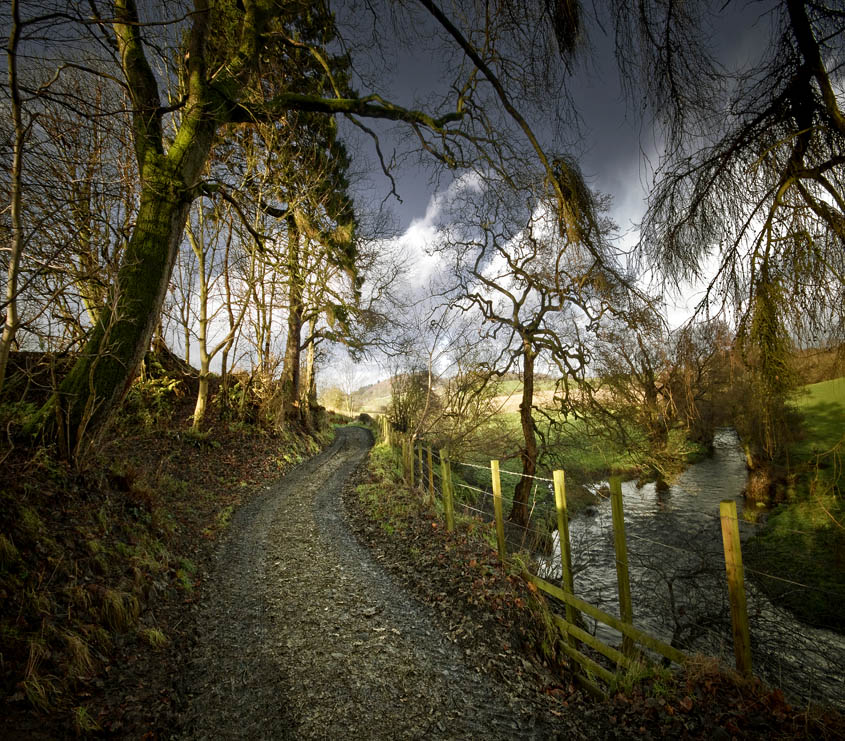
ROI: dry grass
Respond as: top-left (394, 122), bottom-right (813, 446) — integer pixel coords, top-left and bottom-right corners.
top-left (100, 589), bottom-right (140, 632)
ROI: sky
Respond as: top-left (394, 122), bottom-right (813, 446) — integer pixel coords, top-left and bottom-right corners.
top-left (319, 2), bottom-right (777, 391)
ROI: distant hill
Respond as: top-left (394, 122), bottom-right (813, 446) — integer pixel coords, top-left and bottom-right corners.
top-left (351, 377), bottom-right (394, 413)
top-left (349, 372), bottom-right (559, 415)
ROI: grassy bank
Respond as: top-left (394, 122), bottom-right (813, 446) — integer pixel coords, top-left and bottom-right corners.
top-left (745, 377), bottom-right (845, 632)
top-left (0, 357), bottom-right (330, 735)
top-left (454, 407), bottom-right (698, 524)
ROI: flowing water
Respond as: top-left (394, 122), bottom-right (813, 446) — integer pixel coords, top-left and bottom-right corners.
top-left (538, 429), bottom-right (844, 709)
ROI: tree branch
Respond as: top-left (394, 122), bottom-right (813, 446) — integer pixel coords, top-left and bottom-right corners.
top-left (229, 92), bottom-right (463, 129)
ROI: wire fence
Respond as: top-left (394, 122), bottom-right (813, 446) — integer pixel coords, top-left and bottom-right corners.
top-left (379, 420), bottom-right (844, 709)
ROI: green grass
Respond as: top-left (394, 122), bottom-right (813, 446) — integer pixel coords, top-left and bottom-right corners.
top-left (445, 410), bottom-right (639, 526)
top-left (745, 376), bottom-right (844, 631)
top-left (793, 376), bottom-right (845, 456)
top-left (744, 492), bottom-right (845, 632)
top-left (481, 411), bottom-right (639, 477)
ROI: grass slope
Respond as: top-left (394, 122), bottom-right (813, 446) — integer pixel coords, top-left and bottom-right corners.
top-left (745, 376), bottom-right (844, 632)
top-left (0, 358), bottom-right (331, 736)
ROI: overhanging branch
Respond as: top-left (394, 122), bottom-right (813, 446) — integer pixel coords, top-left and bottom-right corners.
top-left (229, 92), bottom-right (463, 130)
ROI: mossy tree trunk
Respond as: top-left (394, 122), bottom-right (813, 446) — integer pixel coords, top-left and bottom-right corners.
top-left (47, 151), bottom-right (212, 454)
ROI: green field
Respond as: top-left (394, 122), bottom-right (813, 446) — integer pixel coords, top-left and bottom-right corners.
top-left (793, 376), bottom-right (845, 455)
top-left (447, 407), bottom-right (643, 521)
top-left (745, 376), bottom-right (844, 632)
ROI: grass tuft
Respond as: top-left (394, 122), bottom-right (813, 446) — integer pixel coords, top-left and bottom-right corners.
top-left (139, 626), bottom-right (168, 648)
top-left (73, 705), bottom-right (101, 733)
top-left (22, 639), bottom-right (53, 711)
top-left (62, 630), bottom-right (94, 678)
top-left (0, 532), bottom-right (20, 568)
top-left (100, 589), bottom-right (140, 632)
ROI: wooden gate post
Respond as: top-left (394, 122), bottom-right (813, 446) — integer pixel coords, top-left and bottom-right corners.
top-left (720, 499), bottom-right (752, 677)
top-left (440, 451), bottom-right (455, 532)
top-left (490, 460), bottom-right (507, 562)
top-left (553, 470), bottom-right (578, 631)
top-left (610, 477), bottom-right (634, 656)
top-left (426, 447), bottom-right (435, 501)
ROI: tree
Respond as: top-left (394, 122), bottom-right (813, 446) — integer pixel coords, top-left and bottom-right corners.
top-left (337, 357), bottom-right (364, 416)
top-left (438, 172), bottom-right (624, 526)
top-left (24, 0), bottom-right (466, 455)
top-left (12, 0), bottom-right (636, 457)
top-left (625, 0), bottom-right (845, 476)
top-left (574, 313), bottom-right (733, 487)
top-left (184, 201), bottom-right (252, 429)
top-left (276, 125), bottom-right (358, 424)
top-left (388, 367), bottom-right (429, 434)
top-left (0, 0), bottom-right (26, 391)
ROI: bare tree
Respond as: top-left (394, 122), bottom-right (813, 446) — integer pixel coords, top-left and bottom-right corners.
top-left (184, 202), bottom-right (254, 429)
top-left (622, 0), bottom-right (845, 478)
top-left (0, 0), bottom-right (26, 391)
top-left (437, 171), bottom-right (625, 525)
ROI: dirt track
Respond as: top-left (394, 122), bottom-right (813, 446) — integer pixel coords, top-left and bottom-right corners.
top-left (177, 426), bottom-right (584, 739)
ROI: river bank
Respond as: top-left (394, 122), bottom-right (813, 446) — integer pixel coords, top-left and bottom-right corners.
top-left (350, 439), bottom-right (845, 736)
top-left (743, 376), bottom-right (845, 634)
top-left (537, 429), bottom-right (844, 711)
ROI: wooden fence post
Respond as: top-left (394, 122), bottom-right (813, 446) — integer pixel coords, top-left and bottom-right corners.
top-left (440, 451), bottom-right (455, 532)
top-left (408, 437), bottom-right (415, 488)
top-left (400, 438), bottom-right (405, 478)
top-left (490, 460), bottom-right (507, 562)
top-left (418, 443), bottom-right (424, 491)
top-left (720, 499), bottom-right (752, 677)
top-left (553, 470), bottom-right (578, 632)
top-left (426, 447), bottom-right (435, 501)
top-left (610, 476), bottom-right (634, 656)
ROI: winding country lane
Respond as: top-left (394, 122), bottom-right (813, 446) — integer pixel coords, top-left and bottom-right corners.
top-left (178, 426), bottom-right (584, 739)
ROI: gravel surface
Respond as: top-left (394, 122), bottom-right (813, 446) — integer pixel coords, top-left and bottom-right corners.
top-left (178, 426), bottom-right (586, 739)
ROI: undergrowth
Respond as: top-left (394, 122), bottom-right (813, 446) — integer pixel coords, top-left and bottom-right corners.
top-left (0, 353), bottom-right (328, 734)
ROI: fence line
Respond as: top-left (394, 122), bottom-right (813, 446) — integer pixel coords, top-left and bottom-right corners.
top-left (454, 458), bottom-right (556, 483)
top-left (374, 421), bottom-right (836, 701)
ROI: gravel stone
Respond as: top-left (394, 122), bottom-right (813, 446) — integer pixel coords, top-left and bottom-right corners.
top-left (178, 427), bottom-right (586, 739)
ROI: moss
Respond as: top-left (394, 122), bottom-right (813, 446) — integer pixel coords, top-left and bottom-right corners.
top-left (19, 506), bottom-right (45, 538)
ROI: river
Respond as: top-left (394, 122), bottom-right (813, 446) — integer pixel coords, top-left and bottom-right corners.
top-left (537, 428), bottom-right (845, 710)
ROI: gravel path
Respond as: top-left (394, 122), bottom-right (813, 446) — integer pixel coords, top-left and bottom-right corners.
top-left (179, 427), bottom-right (584, 739)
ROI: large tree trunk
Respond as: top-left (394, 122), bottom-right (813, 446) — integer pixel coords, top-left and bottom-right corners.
top-left (36, 148), bottom-right (211, 455)
top-left (510, 340), bottom-right (537, 527)
top-left (279, 215), bottom-right (303, 422)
